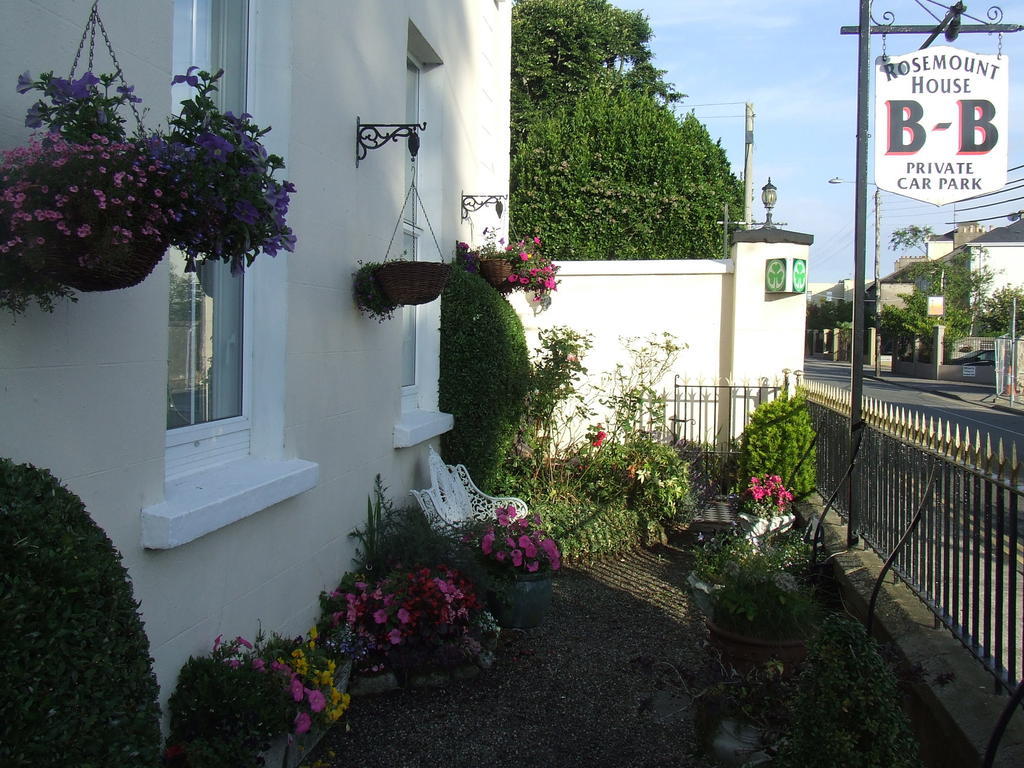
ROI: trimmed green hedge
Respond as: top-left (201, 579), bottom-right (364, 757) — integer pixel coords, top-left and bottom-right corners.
top-left (737, 392), bottom-right (817, 500)
top-left (0, 459), bottom-right (161, 767)
top-left (439, 268), bottom-right (531, 493)
top-left (511, 85), bottom-right (742, 261)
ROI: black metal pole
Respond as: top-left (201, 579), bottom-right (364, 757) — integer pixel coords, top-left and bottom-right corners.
top-left (848, 0), bottom-right (871, 547)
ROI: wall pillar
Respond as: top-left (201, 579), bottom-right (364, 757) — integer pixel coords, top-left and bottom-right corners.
top-left (729, 227), bottom-right (814, 384)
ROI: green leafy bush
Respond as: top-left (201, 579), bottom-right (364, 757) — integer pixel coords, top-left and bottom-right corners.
top-left (166, 648), bottom-right (283, 768)
top-left (511, 85), bottom-right (742, 261)
top-left (737, 392), bottom-right (816, 500)
top-left (0, 459), bottom-right (161, 767)
top-left (439, 266), bottom-right (531, 493)
top-left (775, 615), bottom-right (922, 768)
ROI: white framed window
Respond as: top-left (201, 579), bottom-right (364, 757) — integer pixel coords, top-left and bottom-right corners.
top-left (401, 58), bottom-right (421, 398)
top-left (143, 0), bottom-right (317, 549)
top-left (165, 0), bottom-right (251, 479)
top-left (392, 26), bottom-right (453, 447)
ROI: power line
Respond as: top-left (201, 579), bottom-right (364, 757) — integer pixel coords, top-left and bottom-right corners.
top-left (953, 192), bottom-right (1024, 214)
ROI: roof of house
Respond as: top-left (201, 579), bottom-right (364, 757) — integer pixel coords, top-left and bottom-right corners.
top-left (968, 218), bottom-right (1024, 244)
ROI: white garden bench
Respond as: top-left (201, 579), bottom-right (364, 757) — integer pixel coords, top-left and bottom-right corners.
top-left (410, 447), bottom-right (529, 528)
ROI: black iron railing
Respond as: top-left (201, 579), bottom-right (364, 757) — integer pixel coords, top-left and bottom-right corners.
top-left (669, 377), bottom-right (781, 506)
top-left (805, 381), bottom-right (1023, 692)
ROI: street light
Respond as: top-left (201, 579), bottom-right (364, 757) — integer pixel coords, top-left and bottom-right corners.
top-left (829, 177), bottom-right (882, 377)
top-left (761, 178), bottom-right (778, 229)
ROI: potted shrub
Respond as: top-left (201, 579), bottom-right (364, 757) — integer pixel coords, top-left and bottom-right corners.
top-left (164, 630), bottom-right (351, 768)
top-left (473, 504), bottom-right (562, 629)
top-left (320, 564), bottom-right (488, 686)
top-left (690, 528), bottom-right (816, 674)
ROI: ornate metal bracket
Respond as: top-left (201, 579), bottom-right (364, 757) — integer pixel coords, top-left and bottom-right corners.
top-left (460, 193), bottom-right (507, 220)
top-left (841, 3), bottom-right (1022, 48)
top-left (355, 117), bottom-right (427, 167)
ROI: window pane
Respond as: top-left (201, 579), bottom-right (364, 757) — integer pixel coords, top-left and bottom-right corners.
top-left (167, 252), bottom-right (243, 429)
top-left (401, 232), bottom-right (417, 388)
top-left (168, 0), bottom-right (248, 432)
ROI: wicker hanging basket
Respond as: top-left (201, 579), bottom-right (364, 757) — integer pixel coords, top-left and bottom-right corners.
top-left (478, 258), bottom-right (512, 289)
top-left (32, 226), bottom-right (169, 292)
top-left (374, 261), bottom-right (451, 306)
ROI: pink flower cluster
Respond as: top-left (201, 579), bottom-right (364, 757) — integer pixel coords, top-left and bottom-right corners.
top-left (741, 474), bottom-right (794, 517)
top-left (0, 135), bottom-right (182, 261)
top-left (480, 505), bottom-right (561, 574)
top-left (334, 565), bottom-right (482, 671)
top-left (505, 235), bottom-right (559, 301)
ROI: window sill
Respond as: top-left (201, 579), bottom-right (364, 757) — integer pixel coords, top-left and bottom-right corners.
top-left (141, 457), bottom-right (319, 549)
top-left (393, 409), bottom-right (454, 448)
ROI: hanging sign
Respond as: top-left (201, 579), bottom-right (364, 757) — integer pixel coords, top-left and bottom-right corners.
top-left (874, 46), bottom-right (1008, 205)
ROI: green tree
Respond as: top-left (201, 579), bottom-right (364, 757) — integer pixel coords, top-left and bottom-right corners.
top-left (881, 251), bottom-right (992, 339)
top-left (511, 85), bottom-right (741, 260)
top-left (976, 284), bottom-right (1024, 336)
top-left (889, 224), bottom-right (935, 256)
top-left (806, 299), bottom-right (852, 330)
top-left (511, 0), bottom-right (680, 148)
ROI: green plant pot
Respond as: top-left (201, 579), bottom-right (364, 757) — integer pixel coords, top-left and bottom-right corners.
top-left (488, 572), bottom-right (553, 629)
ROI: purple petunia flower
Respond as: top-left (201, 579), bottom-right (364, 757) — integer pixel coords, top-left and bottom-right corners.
top-left (24, 104), bottom-right (43, 129)
top-left (116, 83), bottom-right (142, 104)
top-left (171, 66), bottom-right (200, 88)
top-left (196, 132), bottom-right (233, 162)
top-left (232, 199), bottom-right (258, 225)
top-left (16, 71), bottom-right (33, 95)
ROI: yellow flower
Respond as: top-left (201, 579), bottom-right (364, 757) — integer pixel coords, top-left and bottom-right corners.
top-left (309, 625), bottom-right (319, 641)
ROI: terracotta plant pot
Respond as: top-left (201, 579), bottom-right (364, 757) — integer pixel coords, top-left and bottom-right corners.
top-left (707, 620), bottom-right (807, 675)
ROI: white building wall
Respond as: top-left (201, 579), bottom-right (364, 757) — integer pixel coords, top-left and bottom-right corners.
top-left (510, 234), bottom-right (810, 428)
top-left (0, 0), bottom-right (511, 714)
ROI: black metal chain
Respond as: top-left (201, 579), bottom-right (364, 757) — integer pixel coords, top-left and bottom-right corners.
top-left (384, 165), bottom-right (444, 263)
top-left (68, 0), bottom-right (145, 134)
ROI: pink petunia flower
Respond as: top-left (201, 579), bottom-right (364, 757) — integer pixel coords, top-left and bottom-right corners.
top-left (387, 628), bottom-right (403, 645)
top-left (291, 677), bottom-right (304, 702)
top-left (294, 712), bottom-right (312, 735)
top-left (306, 688), bottom-right (326, 712)
top-left (373, 608), bottom-right (388, 624)
top-left (397, 608), bottom-right (411, 624)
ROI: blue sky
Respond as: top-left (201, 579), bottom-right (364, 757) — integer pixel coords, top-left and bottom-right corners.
top-left (612, 0), bottom-right (1024, 284)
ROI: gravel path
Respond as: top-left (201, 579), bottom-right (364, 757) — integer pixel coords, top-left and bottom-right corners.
top-left (307, 528), bottom-right (718, 768)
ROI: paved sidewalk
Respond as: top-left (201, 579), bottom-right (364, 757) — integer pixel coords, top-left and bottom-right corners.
top-left (806, 358), bottom-right (1024, 415)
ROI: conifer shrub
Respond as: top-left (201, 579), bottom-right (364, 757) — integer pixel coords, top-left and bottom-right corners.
top-left (0, 458), bottom-right (161, 767)
top-left (736, 392), bottom-right (817, 500)
top-left (775, 615), bottom-right (922, 768)
top-left (439, 267), bottom-right (531, 493)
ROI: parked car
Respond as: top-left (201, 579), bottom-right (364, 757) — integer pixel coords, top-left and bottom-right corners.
top-left (946, 349), bottom-right (995, 366)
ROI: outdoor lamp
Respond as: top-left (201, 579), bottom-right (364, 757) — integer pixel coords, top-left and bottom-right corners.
top-left (761, 178), bottom-right (777, 228)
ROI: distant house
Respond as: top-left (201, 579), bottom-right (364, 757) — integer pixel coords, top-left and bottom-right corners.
top-left (806, 278), bottom-right (853, 305)
top-left (0, 0), bottom-right (511, 712)
top-left (877, 219), bottom-right (1024, 310)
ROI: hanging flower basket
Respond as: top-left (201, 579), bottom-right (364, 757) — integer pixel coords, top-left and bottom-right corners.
top-left (478, 258), bottom-right (512, 289)
top-left (374, 261), bottom-right (451, 306)
top-left (33, 228), bottom-right (168, 292)
top-left (1, 137), bottom-right (176, 305)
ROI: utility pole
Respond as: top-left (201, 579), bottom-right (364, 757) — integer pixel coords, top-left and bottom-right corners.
top-left (873, 187), bottom-right (882, 376)
top-left (744, 103), bottom-right (754, 227)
